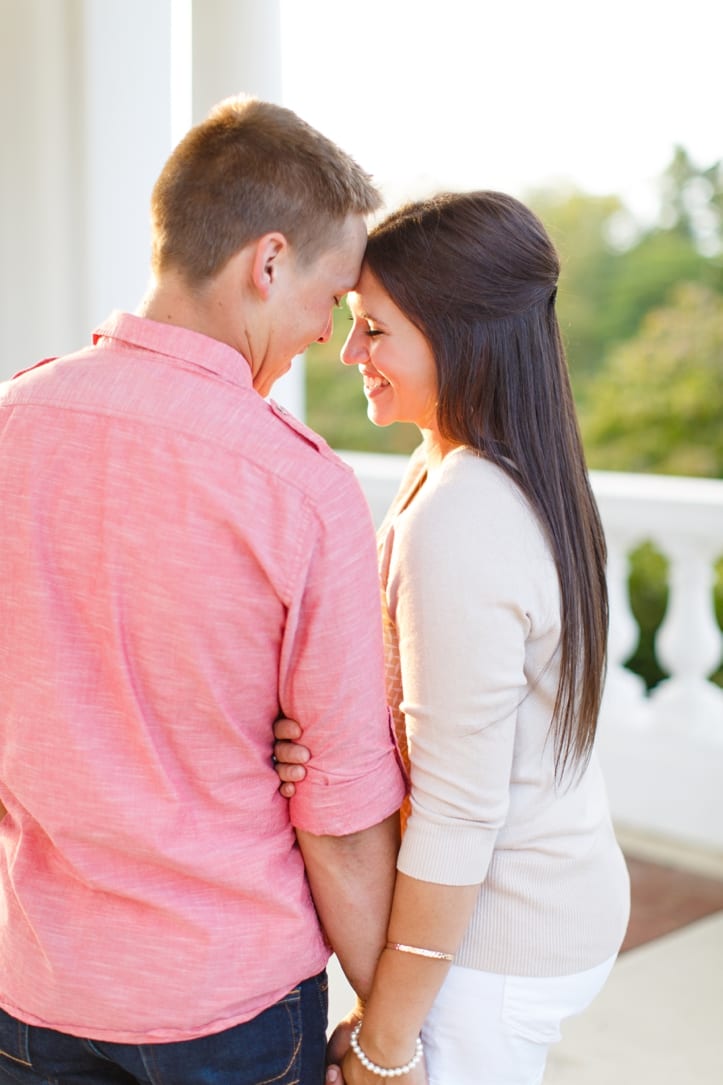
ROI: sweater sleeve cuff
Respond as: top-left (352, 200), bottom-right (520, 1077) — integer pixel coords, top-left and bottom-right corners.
top-left (397, 817), bottom-right (497, 885)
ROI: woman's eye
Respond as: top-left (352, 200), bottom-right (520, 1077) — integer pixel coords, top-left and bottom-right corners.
top-left (347, 314), bottom-right (383, 337)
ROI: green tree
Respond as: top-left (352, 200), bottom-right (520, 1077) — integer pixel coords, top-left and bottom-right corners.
top-left (529, 155), bottom-right (722, 401)
top-left (603, 227), bottom-right (719, 348)
top-left (658, 145), bottom-right (723, 254)
top-left (581, 282), bottom-right (723, 477)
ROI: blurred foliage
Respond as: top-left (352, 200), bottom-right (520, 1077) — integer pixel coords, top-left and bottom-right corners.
top-left (581, 283), bottom-right (723, 476)
top-left (304, 146), bottom-right (723, 690)
top-left (529, 148), bottom-right (723, 401)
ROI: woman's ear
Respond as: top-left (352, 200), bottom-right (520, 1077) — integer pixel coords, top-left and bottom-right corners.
top-left (250, 232), bottom-right (290, 299)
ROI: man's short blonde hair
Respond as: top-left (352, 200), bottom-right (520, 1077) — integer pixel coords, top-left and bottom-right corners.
top-left (150, 96), bottom-right (382, 285)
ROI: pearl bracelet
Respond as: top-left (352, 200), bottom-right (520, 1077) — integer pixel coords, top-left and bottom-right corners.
top-left (349, 1021), bottom-right (424, 1079)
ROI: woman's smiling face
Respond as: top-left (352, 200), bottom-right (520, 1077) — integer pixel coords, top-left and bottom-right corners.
top-left (341, 266), bottom-right (440, 433)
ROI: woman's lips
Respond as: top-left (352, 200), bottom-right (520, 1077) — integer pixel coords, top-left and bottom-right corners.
top-left (363, 375), bottom-right (390, 399)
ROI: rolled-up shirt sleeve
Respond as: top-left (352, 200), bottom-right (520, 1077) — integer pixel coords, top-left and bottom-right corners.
top-left (392, 461), bottom-right (540, 886)
top-left (282, 468), bottom-right (407, 836)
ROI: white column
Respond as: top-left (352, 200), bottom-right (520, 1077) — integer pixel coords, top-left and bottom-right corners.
top-left (0, 0), bottom-right (173, 378)
top-left (189, 0), bottom-right (303, 418)
top-left (191, 0), bottom-right (282, 118)
top-left (599, 534), bottom-right (649, 727)
top-left (80, 0), bottom-right (174, 327)
top-left (0, 0), bottom-right (84, 373)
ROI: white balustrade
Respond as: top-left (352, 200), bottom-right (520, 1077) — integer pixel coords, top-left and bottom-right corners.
top-left (652, 539), bottom-right (723, 737)
top-left (341, 452), bottom-right (723, 854)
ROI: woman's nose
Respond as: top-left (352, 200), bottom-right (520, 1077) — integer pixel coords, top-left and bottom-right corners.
top-left (340, 328), bottom-right (366, 367)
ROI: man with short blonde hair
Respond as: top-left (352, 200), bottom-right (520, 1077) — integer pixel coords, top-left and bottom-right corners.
top-left (0, 97), bottom-right (404, 1085)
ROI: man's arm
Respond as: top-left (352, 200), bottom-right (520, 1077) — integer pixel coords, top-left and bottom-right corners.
top-left (295, 813), bottom-right (400, 1001)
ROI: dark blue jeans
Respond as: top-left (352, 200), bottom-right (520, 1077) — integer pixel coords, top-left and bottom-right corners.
top-left (0, 971), bottom-right (328, 1085)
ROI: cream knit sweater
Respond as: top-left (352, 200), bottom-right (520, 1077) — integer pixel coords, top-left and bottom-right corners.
top-left (379, 446), bottom-right (630, 977)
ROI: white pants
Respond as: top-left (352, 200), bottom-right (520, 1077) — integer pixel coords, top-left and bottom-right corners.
top-left (421, 955), bottom-right (617, 1085)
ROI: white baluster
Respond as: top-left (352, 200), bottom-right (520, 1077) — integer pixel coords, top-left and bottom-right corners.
top-left (651, 541), bottom-right (723, 740)
top-left (600, 536), bottom-right (649, 727)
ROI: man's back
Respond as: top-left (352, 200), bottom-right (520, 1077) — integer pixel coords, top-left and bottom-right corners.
top-left (0, 312), bottom-right (403, 1042)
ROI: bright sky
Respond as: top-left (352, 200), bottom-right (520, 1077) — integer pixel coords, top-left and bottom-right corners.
top-left (280, 0), bottom-right (721, 223)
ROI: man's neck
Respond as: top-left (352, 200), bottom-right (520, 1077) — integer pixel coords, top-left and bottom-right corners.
top-left (138, 275), bottom-right (213, 335)
top-left (137, 271), bottom-right (253, 364)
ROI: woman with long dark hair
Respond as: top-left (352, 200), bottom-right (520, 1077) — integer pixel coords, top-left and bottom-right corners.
top-left (275, 191), bottom-right (630, 1085)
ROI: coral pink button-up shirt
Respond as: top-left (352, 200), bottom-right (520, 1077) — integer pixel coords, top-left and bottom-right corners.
top-left (0, 312), bottom-right (405, 1042)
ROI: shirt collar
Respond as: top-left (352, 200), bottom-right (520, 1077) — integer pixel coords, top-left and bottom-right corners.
top-left (93, 311), bottom-right (254, 390)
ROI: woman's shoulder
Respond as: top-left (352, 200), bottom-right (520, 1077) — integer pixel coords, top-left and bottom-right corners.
top-left (415, 447), bottom-right (540, 533)
top-left (393, 447), bottom-right (559, 618)
top-left (397, 447), bottom-right (552, 578)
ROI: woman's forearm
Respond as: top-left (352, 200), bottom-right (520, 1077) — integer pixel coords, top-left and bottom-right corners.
top-left (351, 872), bottom-right (480, 1068)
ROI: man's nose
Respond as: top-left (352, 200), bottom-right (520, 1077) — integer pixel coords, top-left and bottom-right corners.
top-left (316, 313), bottom-right (334, 344)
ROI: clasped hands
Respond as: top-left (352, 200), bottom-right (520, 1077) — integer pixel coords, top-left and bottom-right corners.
top-left (326, 1011), bottom-right (427, 1085)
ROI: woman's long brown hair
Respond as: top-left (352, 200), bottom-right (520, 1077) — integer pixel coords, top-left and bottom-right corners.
top-left (365, 192), bottom-right (608, 781)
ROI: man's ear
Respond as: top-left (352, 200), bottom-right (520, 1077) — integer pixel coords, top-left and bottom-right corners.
top-left (250, 232), bottom-right (290, 299)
